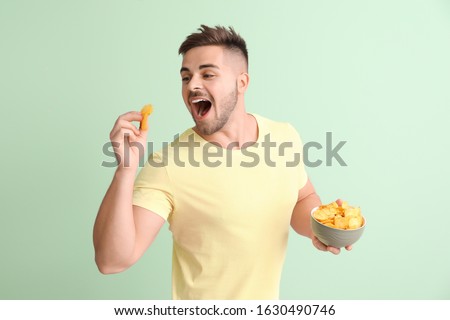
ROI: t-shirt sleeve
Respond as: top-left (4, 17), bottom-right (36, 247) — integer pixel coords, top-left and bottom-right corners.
top-left (132, 152), bottom-right (174, 220)
top-left (286, 123), bottom-right (308, 190)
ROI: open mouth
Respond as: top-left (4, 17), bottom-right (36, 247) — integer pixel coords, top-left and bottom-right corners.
top-left (191, 98), bottom-right (212, 119)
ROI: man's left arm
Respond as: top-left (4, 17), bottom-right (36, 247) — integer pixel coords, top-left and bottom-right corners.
top-left (290, 178), bottom-right (350, 254)
top-left (290, 178), bottom-right (321, 239)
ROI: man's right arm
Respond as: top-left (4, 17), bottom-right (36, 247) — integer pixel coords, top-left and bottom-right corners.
top-left (93, 111), bottom-right (164, 274)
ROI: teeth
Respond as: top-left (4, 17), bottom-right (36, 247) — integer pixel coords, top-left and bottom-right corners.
top-left (192, 99), bottom-right (207, 103)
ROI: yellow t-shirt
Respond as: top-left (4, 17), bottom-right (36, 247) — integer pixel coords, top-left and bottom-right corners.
top-left (133, 114), bottom-right (307, 299)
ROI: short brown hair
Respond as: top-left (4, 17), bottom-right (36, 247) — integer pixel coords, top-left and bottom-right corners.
top-left (178, 25), bottom-right (248, 67)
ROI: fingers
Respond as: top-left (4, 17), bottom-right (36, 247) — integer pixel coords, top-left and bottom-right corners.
top-left (118, 111), bottom-right (143, 122)
top-left (312, 236), bottom-right (329, 252)
top-left (110, 111), bottom-right (143, 141)
top-left (118, 129), bottom-right (139, 143)
top-left (312, 236), bottom-right (341, 255)
top-left (327, 246), bottom-right (341, 255)
top-left (111, 122), bottom-right (140, 141)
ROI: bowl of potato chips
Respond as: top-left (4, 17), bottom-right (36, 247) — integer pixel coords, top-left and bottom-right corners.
top-left (311, 201), bottom-right (366, 248)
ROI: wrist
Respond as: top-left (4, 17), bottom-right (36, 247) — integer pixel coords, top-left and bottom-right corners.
top-left (114, 166), bottom-right (138, 181)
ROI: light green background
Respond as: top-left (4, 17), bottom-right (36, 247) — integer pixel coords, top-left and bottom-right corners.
top-left (1, 0), bottom-right (449, 299)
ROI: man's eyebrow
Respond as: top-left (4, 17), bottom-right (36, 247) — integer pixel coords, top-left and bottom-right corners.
top-left (199, 64), bottom-right (220, 70)
top-left (180, 64), bottom-right (220, 73)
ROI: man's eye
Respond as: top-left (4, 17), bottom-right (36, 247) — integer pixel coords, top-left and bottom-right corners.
top-left (181, 76), bottom-right (190, 82)
top-left (203, 74), bottom-right (214, 79)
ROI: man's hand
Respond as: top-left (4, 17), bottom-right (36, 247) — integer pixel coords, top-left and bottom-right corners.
top-left (312, 235), bottom-right (352, 255)
top-left (109, 111), bottom-right (148, 171)
top-left (311, 198), bottom-right (353, 255)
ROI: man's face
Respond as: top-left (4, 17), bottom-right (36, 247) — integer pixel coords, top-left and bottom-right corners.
top-left (180, 45), bottom-right (242, 136)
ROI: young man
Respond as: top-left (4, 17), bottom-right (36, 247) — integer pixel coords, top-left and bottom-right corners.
top-left (93, 25), bottom-right (350, 299)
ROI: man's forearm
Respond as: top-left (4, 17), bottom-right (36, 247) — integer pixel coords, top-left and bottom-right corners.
top-left (93, 169), bottom-right (137, 273)
top-left (290, 192), bottom-right (321, 238)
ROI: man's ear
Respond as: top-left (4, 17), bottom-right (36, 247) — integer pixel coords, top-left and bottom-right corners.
top-left (237, 72), bottom-right (250, 94)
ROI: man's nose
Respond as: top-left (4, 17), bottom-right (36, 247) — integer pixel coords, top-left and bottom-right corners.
top-left (187, 74), bottom-right (202, 91)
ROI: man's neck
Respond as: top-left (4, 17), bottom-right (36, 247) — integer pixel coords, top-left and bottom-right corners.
top-left (194, 110), bottom-right (258, 149)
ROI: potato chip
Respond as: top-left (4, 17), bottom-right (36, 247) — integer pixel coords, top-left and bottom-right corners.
top-left (313, 209), bottom-right (334, 221)
top-left (313, 201), bottom-right (363, 230)
top-left (324, 222), bottom-right (337, 228)
top-left (320, 218), bottom-right (334, 225)
top-left (348, 216), bottom-right (363, 229)
top-left (345, 207), bottom-right (360, 218)
top-left (334, 215), bottom-right (348, 229)
top-left (140, 104), bottom-right (153, 131)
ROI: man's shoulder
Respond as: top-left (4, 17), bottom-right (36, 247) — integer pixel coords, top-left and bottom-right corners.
top-left (252, 113), bottom-right (300, 138)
